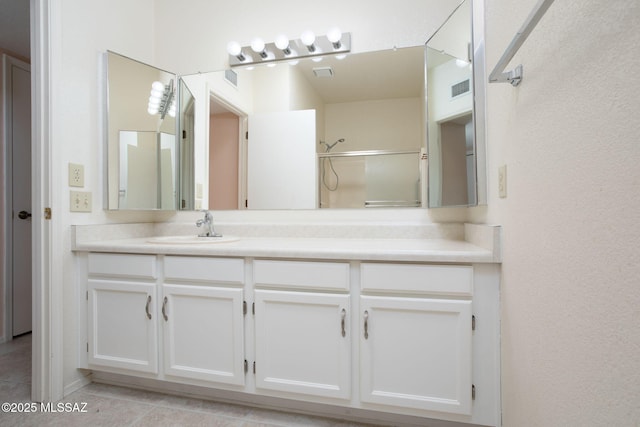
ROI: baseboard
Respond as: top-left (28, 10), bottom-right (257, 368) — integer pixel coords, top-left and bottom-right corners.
top-left (91, 372), bottom-right (477, 427)
top-left (63, 372), bottom-right (92, 398)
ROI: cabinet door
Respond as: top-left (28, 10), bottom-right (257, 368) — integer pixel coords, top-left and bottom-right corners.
top-left (87, 280), bottom-right (158, 373)
top-left (360, 295), bottom-right (472, 415)
top-left (162, 284), bottom-right (245, 386)
top-left (254, 290), bottom-right (350, 400)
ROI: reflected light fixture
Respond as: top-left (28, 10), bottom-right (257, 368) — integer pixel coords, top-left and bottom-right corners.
top-left (147, 79), bottom-right (175, 119)
top-left (227, 29), bottom-right (351, 67)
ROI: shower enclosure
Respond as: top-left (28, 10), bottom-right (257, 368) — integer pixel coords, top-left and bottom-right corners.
top-left (318, 149), bottom-right (422, 209)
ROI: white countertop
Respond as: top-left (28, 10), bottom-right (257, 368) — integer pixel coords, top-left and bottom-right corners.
top-left (72, 227), bottom-right (501, 264)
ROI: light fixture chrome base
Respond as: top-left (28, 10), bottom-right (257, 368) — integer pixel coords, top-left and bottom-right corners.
top-left (229, 33), bottom-right (351, 67)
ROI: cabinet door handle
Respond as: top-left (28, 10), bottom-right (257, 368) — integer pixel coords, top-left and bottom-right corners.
top-left (162, 296), bottom-right (168, 321)
top-left (364, 310), bottom-right (369, 339)
top-left (340, 308), bottom-right (346, 337)
top-left (145, 295), bottom-right (152, 320)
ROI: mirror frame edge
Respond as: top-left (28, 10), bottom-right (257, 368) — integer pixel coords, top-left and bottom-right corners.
top-left (472, 0), bottom-right (488, 206)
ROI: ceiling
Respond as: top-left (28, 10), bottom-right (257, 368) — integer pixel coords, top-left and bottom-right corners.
top-left (210, 46), bottom-right (425, 114)
top-left (295, 46), bottom-right (424, 104)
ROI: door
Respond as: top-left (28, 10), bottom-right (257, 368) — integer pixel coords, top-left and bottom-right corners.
top-left (162, 284), bottom-right (245, 385)
top-left (360, 295), bottom-right (472, 415)
top-left (5, 56), bottom-right (32, 337)
top-left (247, 110), bottom-right (317, 209)
top-left (87, 280), bottom-right (158, 374)
top-left (254, 290), bottom-right (351, 400)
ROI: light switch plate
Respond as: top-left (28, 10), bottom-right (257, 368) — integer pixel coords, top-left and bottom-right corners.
top-left (498, 165), bottom-right (507, 198)
top-left (70, 190), bottom-right (92, 212)
top-left (69, 163), bottom-right (84, 187)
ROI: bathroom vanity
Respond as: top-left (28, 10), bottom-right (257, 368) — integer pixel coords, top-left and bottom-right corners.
top-left (73, 222), bottom-right (501, 426)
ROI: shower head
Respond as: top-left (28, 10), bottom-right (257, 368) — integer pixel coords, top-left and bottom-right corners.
top-left (323, 138), bottom-right (345, 152)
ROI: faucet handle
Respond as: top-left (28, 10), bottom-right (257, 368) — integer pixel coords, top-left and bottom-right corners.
top-left (201, 209), bottom-right (213, 221)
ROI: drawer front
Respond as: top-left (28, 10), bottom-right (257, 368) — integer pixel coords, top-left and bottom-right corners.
top-left (88, 253), bottom-right (157, 279)
top-left (164, 256), bottom-right (244, 284)
top-left (361, 263), bottom-right (473, 296)
top-left (253, 260), bottom-right (350, 291)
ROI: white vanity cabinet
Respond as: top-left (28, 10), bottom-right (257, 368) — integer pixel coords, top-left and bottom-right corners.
top-left (78, 244), bottom-right (500, 427)
top-left (85, 253), bottom-right (246, 387)
top-left (87, 253), bottom-right (159, 374)
top-left (252, 260), bottom-right (351, 401)
top-left (161, 256), bottom-right (245, 386)
top-left (359, 263), bottom-right (474, 415)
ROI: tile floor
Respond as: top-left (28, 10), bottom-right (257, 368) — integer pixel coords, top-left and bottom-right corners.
top-left (0, 334), bottom-right (378, 427)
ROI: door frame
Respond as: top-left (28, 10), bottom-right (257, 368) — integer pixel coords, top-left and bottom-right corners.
top-left (1, 53), bottom-right (31, 342)
top-left (30, 0), bottom-right (61, 403)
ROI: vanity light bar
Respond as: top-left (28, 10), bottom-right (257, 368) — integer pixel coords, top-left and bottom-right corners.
top-left (227, 31), bottom-right (351, 67)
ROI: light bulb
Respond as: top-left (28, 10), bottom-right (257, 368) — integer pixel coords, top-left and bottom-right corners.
top-left (327, 27), bottom-right (342, 49)
top-left (301, 30), bottom-right (316, 52)
top-left (152, 81), bottom-right (165, 91)
top-left (150, 88), bottom-right (164, 98)
top-left (227, 41), bottom-right (241, 56)
top-left (227, 41), bottom-right (246, 62)
top-left (148, 97), bottom-right (161, 106)
top-left (275, 34), bottom-right (291, 55)
top-left (251, 37), bottom-right (268, 59)
top-left (251, 38), bottom-right (265, 53)
top-left (147, 106), bottom-right (159, 115)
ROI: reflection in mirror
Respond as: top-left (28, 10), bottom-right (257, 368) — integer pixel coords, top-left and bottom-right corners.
top-left (179, 46), bottom-right (426, 210)
top-left (118, 131), bottom-right (176, 209)
top-left (179, 79), bottom-right (195, 209)
top-left (426, 0), bottom-right (484, 207)
top-left (105, 51), bottom-right (177, 210)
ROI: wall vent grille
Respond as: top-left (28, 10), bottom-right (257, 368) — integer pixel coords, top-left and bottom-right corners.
top-left (451, 79), bottom-right (470, 98)
top-left (225, 69), bottom-right (238, 87)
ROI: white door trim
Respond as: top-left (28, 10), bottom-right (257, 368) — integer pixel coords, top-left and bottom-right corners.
top-left (30, 0), bottom-right (62, 403)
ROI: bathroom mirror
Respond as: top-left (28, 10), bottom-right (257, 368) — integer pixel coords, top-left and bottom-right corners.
top-left (105, 51), bottom-right (178, 210)
top-left (179, 46), bottom-right (426, 210)
top-left (104, 0), bottom-right (486, 211)
top-left (426, 0), bottom-right (487, 207)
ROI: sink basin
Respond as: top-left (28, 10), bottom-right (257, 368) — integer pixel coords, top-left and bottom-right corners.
top-left (147, 235), bottom-right (239, 244)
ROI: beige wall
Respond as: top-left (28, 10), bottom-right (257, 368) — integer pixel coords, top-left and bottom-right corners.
top-left (469, 0), bottom-right (640, 425)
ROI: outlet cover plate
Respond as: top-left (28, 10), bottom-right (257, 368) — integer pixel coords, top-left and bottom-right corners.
top-left (69, 163), bottom-right (84, 187)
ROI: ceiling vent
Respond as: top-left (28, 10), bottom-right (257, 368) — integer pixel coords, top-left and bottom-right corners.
top-left (451, 79), bottom-right (470, 98)
top-left (313, 67), bottom-right (334, 78)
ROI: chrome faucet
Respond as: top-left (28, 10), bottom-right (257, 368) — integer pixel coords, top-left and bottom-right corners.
top-left (196, 210), bottom-right (222, 237)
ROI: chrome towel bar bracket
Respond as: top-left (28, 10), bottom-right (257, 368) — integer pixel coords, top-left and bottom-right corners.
top-left (488, 0), bottom-right (555, 87)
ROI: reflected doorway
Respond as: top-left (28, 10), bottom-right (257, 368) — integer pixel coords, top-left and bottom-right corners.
top-left (208, 94), bottom-right (247, 210)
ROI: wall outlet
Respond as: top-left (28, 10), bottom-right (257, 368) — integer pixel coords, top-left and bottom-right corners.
top-left (70, 190), bottom-right (92, 212)
top-left (69, 163), bottom-right (84, 187)
top-left (498, 165), bottom-right (507, 198)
